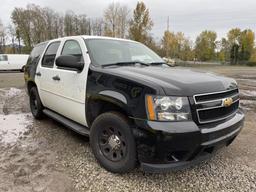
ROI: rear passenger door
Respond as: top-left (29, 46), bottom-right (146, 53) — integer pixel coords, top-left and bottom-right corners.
top-left (35, 41), bottom-right (61, 110)
top-left (50, 37), bottom-right (89, 126)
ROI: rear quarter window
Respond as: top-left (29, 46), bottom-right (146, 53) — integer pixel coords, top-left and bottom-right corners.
top-left (25, 42), bottom-right (48, 80)
top-left (27, 43), bottom-right (48, 67)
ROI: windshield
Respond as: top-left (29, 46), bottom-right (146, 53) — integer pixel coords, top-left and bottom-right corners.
top-left (84, 39), bottom-right (163, 66)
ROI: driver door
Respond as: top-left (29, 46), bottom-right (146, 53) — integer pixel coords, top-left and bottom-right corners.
top-left (49, 37), bottom-right (90, 126)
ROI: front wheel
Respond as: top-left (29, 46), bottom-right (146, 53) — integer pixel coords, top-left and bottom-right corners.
top-left (90, 112), bottom-right (137, 173)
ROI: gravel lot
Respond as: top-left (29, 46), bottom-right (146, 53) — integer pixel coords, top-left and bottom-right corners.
top-left (0, 66), bottom-right (255, 192)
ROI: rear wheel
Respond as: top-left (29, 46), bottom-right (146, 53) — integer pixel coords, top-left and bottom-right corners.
top-left (29, 87), bottom-right (44, 119)
top-left (90, 112), bottom-right (136, 173)
top-left (20, 66), bottom-right (25, 72)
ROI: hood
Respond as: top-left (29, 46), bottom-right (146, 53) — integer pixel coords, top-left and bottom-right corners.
top-left (100, 66), bottom-right (238, 96)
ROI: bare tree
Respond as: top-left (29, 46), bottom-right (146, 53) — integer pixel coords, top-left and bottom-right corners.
top-left (16, 28), bottom-right (21, 53)
top-left (118, 6), bottom-right (130, 38)
top-left (104, 2), bottom-right (130, 38)
top-left (57, 16), bottom-right (64, 37)
top-left (78, 14), bottom-right (90, 35)
top-left (64, 11), bottom-right (91, 36)
top-left (27, 4), bottom-right (46, 44)
top-left (104, 2), bottom-right (119, 37)
top-left (91, 18), bottom-right (103, 36)
top-left (8, 24), bottom-right (16, 53)
top-left (43, 7), bottom-right (57, 39)
top-left (0, 20), bottom-right (7, 53)
top-left (64, 10), bottom-right (75, 36)
top-left (0, 19), bottom-right (3, 53)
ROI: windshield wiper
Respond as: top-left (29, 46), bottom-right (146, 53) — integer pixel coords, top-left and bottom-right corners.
top-left (102, 61), bottom-right (150, 67)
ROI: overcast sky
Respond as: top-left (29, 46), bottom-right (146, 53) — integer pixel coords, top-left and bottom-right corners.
top-left (1, 0), bottom-right (256, 41)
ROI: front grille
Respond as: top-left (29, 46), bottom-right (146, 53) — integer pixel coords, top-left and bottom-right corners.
top-left (193, 89), bottom-right (239, 124)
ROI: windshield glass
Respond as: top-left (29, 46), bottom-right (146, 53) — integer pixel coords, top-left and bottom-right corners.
top-left (84, 39), bottom-right (163, 66)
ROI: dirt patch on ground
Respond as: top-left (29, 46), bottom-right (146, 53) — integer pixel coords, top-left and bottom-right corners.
top-left (0, 67), bottom-right (255, 192)
top-left (0, 87), bottom-right (76, 192)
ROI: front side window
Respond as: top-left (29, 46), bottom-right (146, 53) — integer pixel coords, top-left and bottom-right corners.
top-left (42, 41), bottom-right (60, 67)
top-left (61, 40), bottom-right (83, 62)
top-left (84, 39), bottom-right (163, 66)
top-left (0, 55), bottom-right (8, 62)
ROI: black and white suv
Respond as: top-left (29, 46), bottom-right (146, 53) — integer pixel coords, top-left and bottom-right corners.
top-left (25, 36), bottom-right (244, 173)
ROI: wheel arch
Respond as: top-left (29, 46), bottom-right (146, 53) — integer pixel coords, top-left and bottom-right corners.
top-left (86, 95), bottom-right (133, 128)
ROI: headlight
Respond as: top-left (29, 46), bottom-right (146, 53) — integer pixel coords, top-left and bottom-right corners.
top-left (146, 95), bottom-right (191, 121)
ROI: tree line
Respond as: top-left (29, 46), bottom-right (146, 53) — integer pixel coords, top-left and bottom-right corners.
top-left (0, 2), bottom-right (255, 65)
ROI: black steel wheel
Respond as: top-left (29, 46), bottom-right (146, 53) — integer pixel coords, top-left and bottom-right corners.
top-left (99, 126), bottom-right (127, 162)
top-left (90, 112), bottom-right (136, 173)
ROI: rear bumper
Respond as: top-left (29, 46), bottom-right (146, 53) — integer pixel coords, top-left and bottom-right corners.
top-left (134, 109), bottom-right (244, 173)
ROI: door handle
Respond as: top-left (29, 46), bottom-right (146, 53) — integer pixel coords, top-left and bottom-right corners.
top-left (35, 72), bottom-right (41, 76)
top-left (52, 75), bottom-right (60, 81)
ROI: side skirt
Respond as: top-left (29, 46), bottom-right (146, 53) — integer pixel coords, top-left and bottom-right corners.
top-left (43, 109), bottom-right (90, 136)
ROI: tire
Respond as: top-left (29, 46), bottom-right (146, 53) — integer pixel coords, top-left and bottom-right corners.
top-left (29, 87), bottom-right (44, 119)
top-left (20, 66), bottom-right (25, 72)
top-left (90, 112), bottom-right (137, 173)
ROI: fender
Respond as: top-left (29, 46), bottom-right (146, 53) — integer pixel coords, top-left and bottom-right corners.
top-left (87, 92), bottom-right (131, 115)
top-left (85, 91), bottom-right (133, 127)
top-left (86, 68), bottom-right (157, 122)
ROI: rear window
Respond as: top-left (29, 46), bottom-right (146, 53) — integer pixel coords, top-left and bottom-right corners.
top-left (0, 55), bottom-right (8, 61)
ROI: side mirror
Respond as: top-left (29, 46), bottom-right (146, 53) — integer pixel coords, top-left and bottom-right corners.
top-left (56, 55), bottom-right (84, 71)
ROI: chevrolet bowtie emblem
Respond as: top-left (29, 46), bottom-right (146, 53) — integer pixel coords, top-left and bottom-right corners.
top-left (223, 97), bottom-right (233, 107)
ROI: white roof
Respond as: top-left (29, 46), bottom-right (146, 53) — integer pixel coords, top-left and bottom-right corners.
top-left (81, 35), bottom-right (135, 42)
top-left (49, 35), bottom-right (136, 43)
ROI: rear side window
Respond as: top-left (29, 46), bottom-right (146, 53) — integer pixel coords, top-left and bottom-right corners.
top-left (0, 55), bottom-right (8, 61)
top-left (42, 41), bottom-right (60, 68)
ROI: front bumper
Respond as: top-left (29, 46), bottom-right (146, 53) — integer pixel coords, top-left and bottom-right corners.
top-left (134, 109), bottom-right (245, 173)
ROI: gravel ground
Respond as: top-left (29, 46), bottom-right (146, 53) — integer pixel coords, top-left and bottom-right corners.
top-left (0, 67), bottom-right (255, 192)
